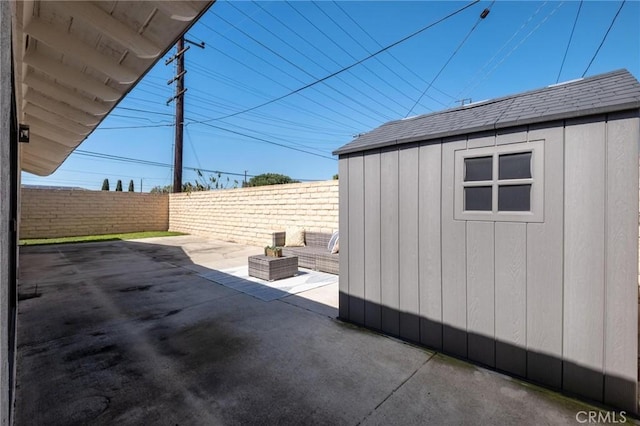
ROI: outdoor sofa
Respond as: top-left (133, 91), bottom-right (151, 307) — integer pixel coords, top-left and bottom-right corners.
top-left (271, 231), bottom-right (339, 275)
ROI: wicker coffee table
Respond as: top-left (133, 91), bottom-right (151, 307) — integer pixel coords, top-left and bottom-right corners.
top-left (248, 255), bottom-right (298, 281)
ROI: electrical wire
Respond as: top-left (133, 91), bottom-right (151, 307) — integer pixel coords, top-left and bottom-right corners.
top-left (556, 0), bottom-right (583, 83)
top-left (462, 1), bottom-right (564, 99)
top-left (198, 20), bottom-right (392, 123)
top-left (185, 126), bottom-right (203, 172)
top-left (96, 111), bottom-right (338, 161)
top-left (120, 95), bottom-right (352, 139)
top-left (331, 0), bottom-right (455, 103)
top-left (189, 0), bottom-right (480, 125)
top-left (112, 1), bottom-right (479, 135)
top-left (286, 1), bottom-right (417, 113)
top-left (186, 108), bottom-right (334, 154)
top-left (185, 61), bottom-right (364, 133)
top-left (116, 106), bottom-right (174, 117)
top-left (190, 40), bottom-right (373, 129)
top-left (226, 1), bottom-right (409, 116)
top-left (72, 149), bottom-right (321, 181)
top-left (329, 0), bottom-right (447, 107)
top-left (454, 1), bottom-right (548, 104)
top-left (581, 0), bottom-right (626, 77)
top-left (112, 99), bottom-right (347, 150)
top-left (405, 2), bottom-right (494, 117)
top-left (308, 1), bottom-right (432, 112)
top-left (187, 121), bottom-right (337, 161)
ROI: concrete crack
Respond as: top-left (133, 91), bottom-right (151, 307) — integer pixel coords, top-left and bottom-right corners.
top-left (355, 352), bottom-right (437, 426)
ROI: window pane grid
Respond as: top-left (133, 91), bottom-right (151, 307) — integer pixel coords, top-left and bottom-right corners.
top-left (462, 150), bottom-right (533, 214)
top-left (454, 140), bottom-right (543, 223)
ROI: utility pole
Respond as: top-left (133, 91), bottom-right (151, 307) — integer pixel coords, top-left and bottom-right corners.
top-left (166, 36), bottom-right (204, 193)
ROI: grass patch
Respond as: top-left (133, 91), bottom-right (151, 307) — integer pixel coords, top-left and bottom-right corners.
top-left (20, 231), bottom-right (186, 246)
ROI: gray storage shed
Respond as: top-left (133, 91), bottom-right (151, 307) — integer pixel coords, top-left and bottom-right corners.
top-left (333, 69), bottom-right (640, 412)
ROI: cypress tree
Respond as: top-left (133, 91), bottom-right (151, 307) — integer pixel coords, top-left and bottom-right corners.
top-left (128, 180), bottom-right (134, 192)
top-left (101, 179), bottom-right (109, 191)
top-left (115, 180), bottom-right (123, 191)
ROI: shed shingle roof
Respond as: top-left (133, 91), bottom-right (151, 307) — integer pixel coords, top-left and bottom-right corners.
top-left (333, 69), bottom-right (640, 156)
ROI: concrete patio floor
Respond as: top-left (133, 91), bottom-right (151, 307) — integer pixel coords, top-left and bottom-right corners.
top-left (16, 235), bottom-right (612, 425)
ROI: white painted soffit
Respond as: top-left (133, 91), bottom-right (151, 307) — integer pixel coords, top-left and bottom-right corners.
top-left (11, 0), bottom-right (214, 176)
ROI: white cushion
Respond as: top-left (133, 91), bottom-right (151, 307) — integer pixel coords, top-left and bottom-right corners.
top-left (285, 227), bottom-right (305, 247)
top-left (327, 231), bottom-right (339, 251)
top-left (331, 238), bottom-right (339, 254)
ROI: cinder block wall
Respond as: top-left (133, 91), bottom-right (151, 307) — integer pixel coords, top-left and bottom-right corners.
top-left (20, 189), bottom-right (169, 238)
top-left (169, 180), bottom-right (339, 246)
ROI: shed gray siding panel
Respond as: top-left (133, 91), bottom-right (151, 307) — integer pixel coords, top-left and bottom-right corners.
top-left (497, 126), bottom-right (527, 146)
top-left (380, 150), bottom-right (400, 336)
top-left (466, 221), bottom-right (495, 367)
top-left (467, 130), bottom-right (495, 149)
top-left (418, 143), bottom-right (442, 349)
top-left (441, 138), bottom-right (467, 358)
top-left (338, 158), bottom-right (349, 319)
top-left (399, 148), bottom-right (420, 342)
top-left (604, 111), bottom-right (639, 411)
top-left (347, 155), bottom-right (365, 324)
top-left (563, 117), bottom-right (606, 401)
top-left (364, 153), bottom-right (382, 330)
top-left (526, 123), bottom-right (564, 388)
top-left (495, 222), bottom-right (527, 377)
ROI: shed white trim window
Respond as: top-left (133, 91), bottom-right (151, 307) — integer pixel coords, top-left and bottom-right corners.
top-left (454, 140), bottom-right (544, 222)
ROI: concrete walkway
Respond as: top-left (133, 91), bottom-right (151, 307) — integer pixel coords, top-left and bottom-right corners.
top-left (16, 235), bottom-right (611, 425)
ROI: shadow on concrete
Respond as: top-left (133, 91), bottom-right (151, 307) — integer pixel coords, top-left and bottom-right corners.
top-left (339, 291), bottom-right (638, 415)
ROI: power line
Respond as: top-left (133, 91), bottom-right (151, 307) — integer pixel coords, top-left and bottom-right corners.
top-left (556, 0), bottom-right (582, 83)
top-left (331, 1), bottom-right (455, 104)
top-left (185, 109), bottom-right (334, 154)
top-left (454, 1), bottom-right (548, 104)
top-left (73, 149), bottom-right (320, 180)
top-left (461, 1), bottom-right (564, 99)
top-left (109, 1), bottom-right (480, 134)
top-left (120, 97), bottom-right (351, 140)
top-left (187, 121), bottom-right (337, 161)
top-left (190, 0), bottom-right (480, 124)
top-left (405, 3), bottom-right (493, 118)
top-left (116, 106), bottom-right (174, 117)
top-left (198, 20), bottom-right (392, 123)
top-left (226, 1), bottom-right (409, 116)
top-left (330, 0), bottom-right (447, 108)
top-left (94, 113), bottom-right (338, 161)
top-left (191, 33), bottom-right (374, 129)
top-left (308, 1), bottom-right (433, 112)
top-left (286, 1), bottom-right (414, 114)
top-left (102, 2), bottom-right (478, 163)
top-left (582, 0), bottom-right (626, 78)
top-left (185, 59), bottom-right (364, 133)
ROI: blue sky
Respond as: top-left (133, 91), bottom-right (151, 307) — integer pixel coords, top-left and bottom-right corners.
top-left (22, 0), bottom-right (640, 191)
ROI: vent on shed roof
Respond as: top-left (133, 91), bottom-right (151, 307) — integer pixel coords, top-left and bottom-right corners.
top-left (547, 77), bottom-right (584, 88)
